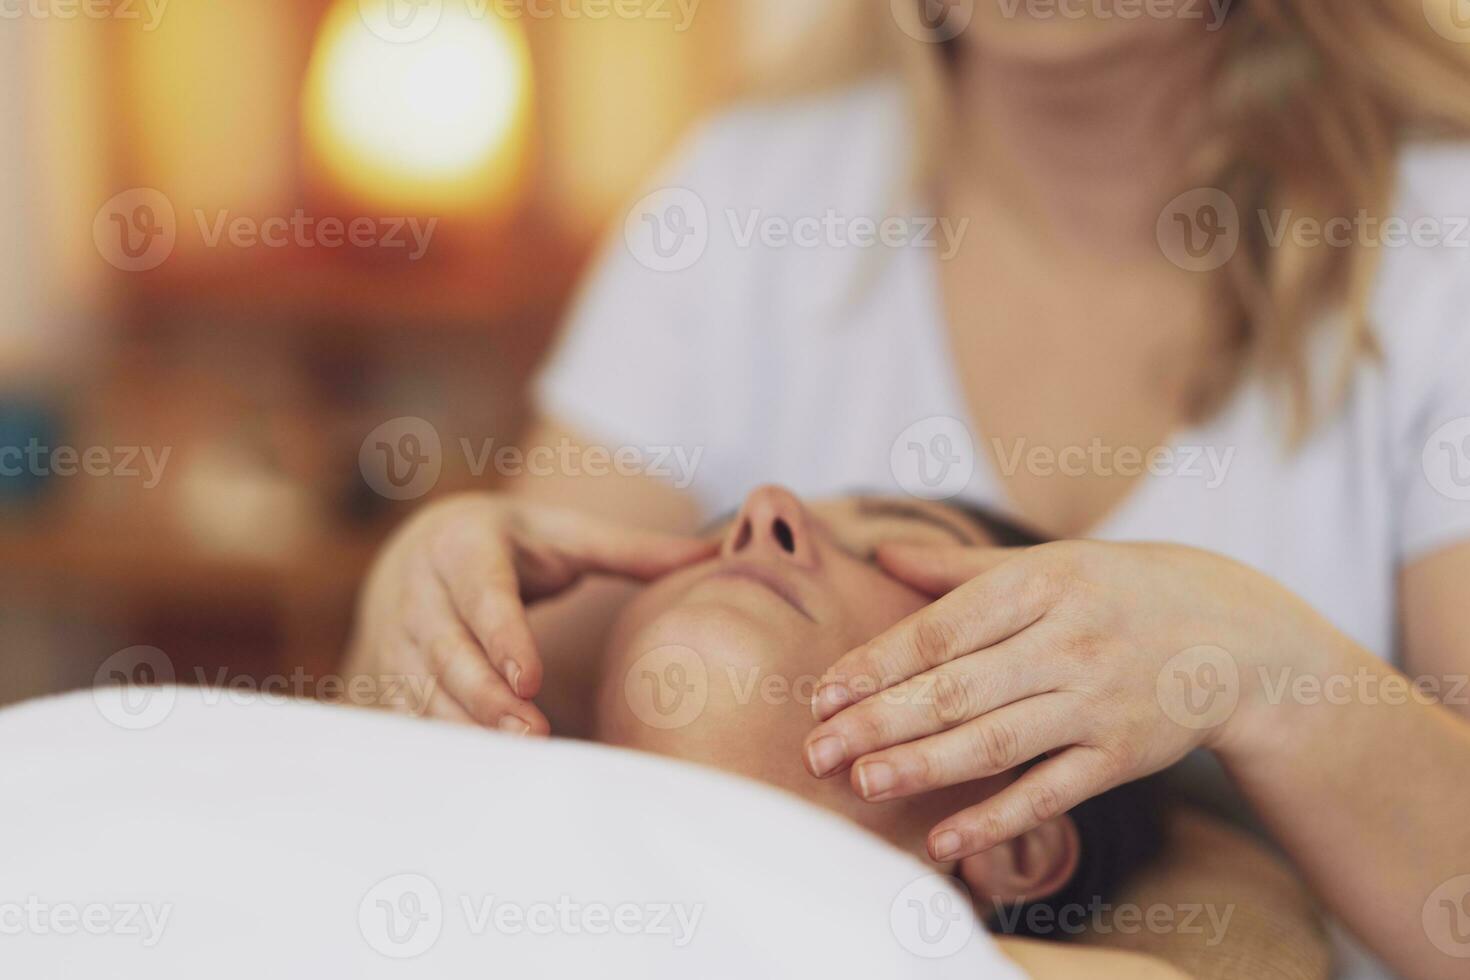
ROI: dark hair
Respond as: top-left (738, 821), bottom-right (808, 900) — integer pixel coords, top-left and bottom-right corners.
top-left (944, 500), bottom-right (1166, 940)
top-left (945, 500), bottom-right (1049, 551)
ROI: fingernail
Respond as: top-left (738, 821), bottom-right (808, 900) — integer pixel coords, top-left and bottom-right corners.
top-left (813, 683), bottom-right (852, 720)
top-left (498, 716), bottom-right (531, 736)
top-left (930, 830), bottom-right (962, 862)
top-left (856, 761), bottom-right (894, 801)
top-left (505, 662), bottom-right (523, 698)
top-left (805, 735), bottom-right (846, 777)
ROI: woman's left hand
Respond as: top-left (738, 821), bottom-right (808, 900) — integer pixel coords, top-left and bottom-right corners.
top-left (803, 539), bottom-right (1335, 863)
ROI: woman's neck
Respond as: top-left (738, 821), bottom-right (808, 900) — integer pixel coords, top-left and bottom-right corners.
top-left (943, 26), bottom-right (1228, 253)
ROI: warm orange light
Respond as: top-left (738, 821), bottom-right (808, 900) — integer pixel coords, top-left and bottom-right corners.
top-left (303, 0), bottom-right (532, 213)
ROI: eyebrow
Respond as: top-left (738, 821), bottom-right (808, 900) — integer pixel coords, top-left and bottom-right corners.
top-left (854, 498), bottom-right (981, 546)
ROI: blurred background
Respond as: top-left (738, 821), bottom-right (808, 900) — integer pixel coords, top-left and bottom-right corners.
top-left (0, 0), bottom-right (820, 706)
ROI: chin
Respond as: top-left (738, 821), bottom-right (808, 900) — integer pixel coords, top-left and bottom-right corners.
top-left (964, 13), bottom-right (1171, 63)
top-left (612, 597), bottom-right (796, 677)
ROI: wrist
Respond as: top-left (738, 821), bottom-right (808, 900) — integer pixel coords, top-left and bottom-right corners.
top-left (1212, 619), bottom-right (1356, 768)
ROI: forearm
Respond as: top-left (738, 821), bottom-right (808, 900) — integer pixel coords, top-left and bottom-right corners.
top-left (1220, 635), bottom-right (1470, 979)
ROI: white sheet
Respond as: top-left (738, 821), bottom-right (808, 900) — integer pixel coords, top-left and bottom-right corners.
top-left (0, 687), bottom-right (1024, 979)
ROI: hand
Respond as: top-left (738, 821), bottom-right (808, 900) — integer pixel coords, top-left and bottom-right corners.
top-left (803, 540), bottom-right (1330, 863)
top-left (346, 493), bottom-right (715, 732)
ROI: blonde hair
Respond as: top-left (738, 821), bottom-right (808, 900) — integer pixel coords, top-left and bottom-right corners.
top-left (754, 2), bottom-right (1470, 439)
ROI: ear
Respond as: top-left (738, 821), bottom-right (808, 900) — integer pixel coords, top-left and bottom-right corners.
top-left (953, 815), bottom-right (1080, 908)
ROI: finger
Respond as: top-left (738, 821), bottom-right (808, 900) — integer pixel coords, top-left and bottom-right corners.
top-left (429, 534), bottom-right (544, 699)
top-left (848, 694), bottom-right (1087, 802)
top-left (421, 687), bottom-right (475, 725)
top-left (812, 555), bottom-right (1053, 721)
top-left (430, 621), bottom-right (549, 736)
top-left (524, 507), bottom-right (718, 583)
top-left (926, 745), bottom-right (1118, 861)
top-left (803, 639), bottom-right (1055, 777)
top-left (876, 543), bottom-right (1027, 597)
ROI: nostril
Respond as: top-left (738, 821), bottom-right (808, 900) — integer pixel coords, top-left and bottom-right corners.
top-left (772, 518), bottom-right (795, 553)
top-left (732, 519), bottom-right (752, 551)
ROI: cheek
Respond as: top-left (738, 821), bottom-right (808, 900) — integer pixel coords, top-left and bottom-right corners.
top-left (829, 567), bottom-right (929, 650)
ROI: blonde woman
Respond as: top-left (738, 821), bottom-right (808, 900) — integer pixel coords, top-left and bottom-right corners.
top-left (348, 4), bottom-right (1470, 977)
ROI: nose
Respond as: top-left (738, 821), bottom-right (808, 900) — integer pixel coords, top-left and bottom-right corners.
top-left (720, 485), bottom-right (817, 568)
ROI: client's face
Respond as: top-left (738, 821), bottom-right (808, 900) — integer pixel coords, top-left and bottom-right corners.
top-left (596, 487), bottom-right (1025, 872)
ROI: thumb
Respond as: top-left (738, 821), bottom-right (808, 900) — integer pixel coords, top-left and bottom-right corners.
top-left (875, 543), bottom-right (1025, 596)
top-left (528, 508), bottom-right (718, 582)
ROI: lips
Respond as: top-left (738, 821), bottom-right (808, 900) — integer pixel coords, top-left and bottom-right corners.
top-left (699, 560), bottom-right (815, 621)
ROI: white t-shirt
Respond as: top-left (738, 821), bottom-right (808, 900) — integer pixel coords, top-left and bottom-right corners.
top-left (539, 77), bottom-right (1470, 667)
top-left (537, 78), bottom-right (1470, 980)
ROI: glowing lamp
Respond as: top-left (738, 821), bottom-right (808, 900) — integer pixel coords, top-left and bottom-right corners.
top-left (303, 0), bottom-right (532, 213)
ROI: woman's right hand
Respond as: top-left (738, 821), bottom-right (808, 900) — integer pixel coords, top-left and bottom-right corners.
top-left (345, 493), bottom-right (716, 733)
